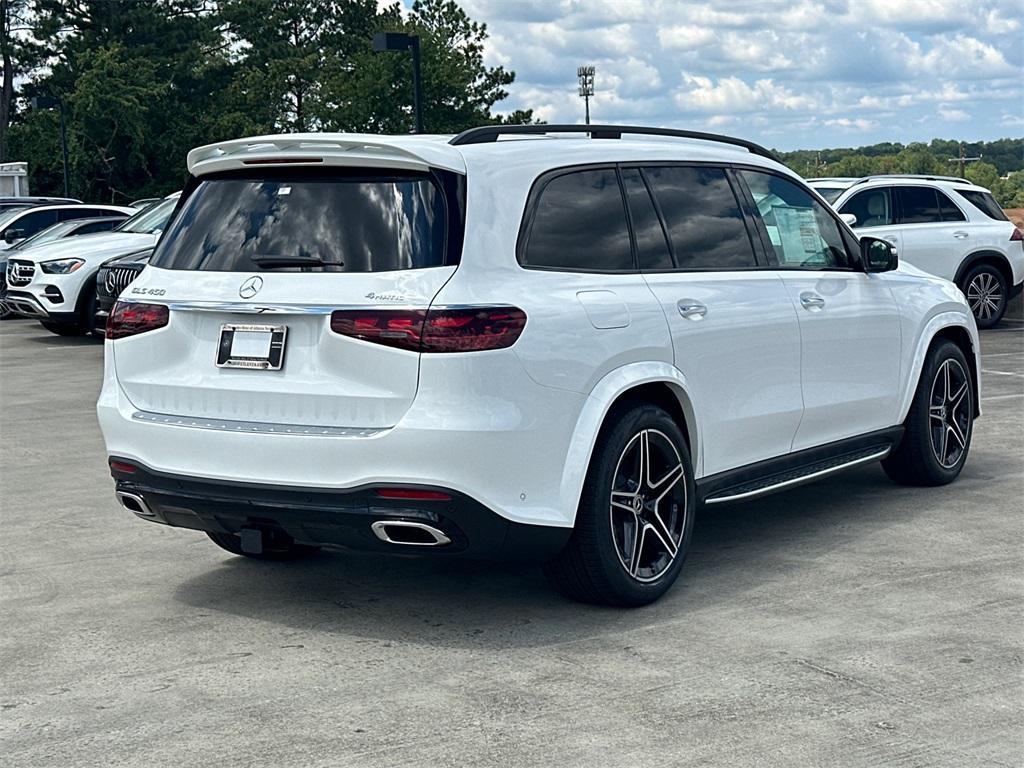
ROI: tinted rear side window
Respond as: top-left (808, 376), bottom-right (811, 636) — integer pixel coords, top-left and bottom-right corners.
top-left (153, 171), bottom-right (455, 272)
top-left (620, 168), bottom-right (672, 270)
top-left (522, 168), bottom-right (633, 271)
top-left (896, 186), bottom-right (942, 224)
top-left (956, 189), bottom-right (1009, 221)
top-left (643, 166), bottom-right (756, 269)
top-left (936, 190), bottom-right (966, 221)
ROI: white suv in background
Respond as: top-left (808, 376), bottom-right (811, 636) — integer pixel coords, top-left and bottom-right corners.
top-left (99, 127), bottom-right (980, 606)
top-left (809, 175), bottom-right (1024, 328)
top-left (5, 194), bottom-right (178, 335)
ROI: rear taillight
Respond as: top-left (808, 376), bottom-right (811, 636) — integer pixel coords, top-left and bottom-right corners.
top-left (330, 306), bottom-right (526, 352)
top-left (106, 301), bottom-right (169, 340)
top-left (1011, 227), bottom-right (1023, 242)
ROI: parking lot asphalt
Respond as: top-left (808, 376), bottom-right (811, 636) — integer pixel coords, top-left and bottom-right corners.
top-left (1, 317), bottom-right (1021, 768)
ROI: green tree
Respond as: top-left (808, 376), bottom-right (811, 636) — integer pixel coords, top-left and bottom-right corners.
top-left (964, 161), bottom-right (999, 190)
top-left (1, 0), bottom-right (41, 161)
top-left (11, 0), bottom-right (231, 200)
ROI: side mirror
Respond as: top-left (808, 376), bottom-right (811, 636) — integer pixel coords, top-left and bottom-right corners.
top-left (840, 213), bottom-right (857, 228)
top-left (3, 229), bottom-right (24, 243)
top-left (861, 236), bottom-right (897, 273)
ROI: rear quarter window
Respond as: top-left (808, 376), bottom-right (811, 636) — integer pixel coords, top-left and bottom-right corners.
top-left (520, 168), bottom-right (633, 272)
top-left (152, 169), bottom-right (462, 272)
top-left (956, 189), bottom-right (1009, 221)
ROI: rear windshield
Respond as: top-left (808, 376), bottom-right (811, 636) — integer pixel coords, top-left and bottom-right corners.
top-left (151, 171), bottom-right (457, 272)
top-left (955, 189), bottom-right (1009, 221)
top-left (812, 186), bottom-right (844, 204)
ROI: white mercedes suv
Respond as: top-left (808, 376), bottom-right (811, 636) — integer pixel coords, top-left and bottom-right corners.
top-left (98, 126), bottom-right (981, 606)
top-left (5, 194), bottom-right (179, 335)
top-left (809, 175), bottom-right (1024, 328)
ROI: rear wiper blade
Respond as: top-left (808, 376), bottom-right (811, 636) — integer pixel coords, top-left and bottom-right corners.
top-left (250, 254), bottom-right (331, 268)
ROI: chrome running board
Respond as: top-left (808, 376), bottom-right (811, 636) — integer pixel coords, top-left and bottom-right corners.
top-left (703, 446), bottom-right (891, 506)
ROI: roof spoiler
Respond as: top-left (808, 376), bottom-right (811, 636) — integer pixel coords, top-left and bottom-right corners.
top-left (187, 134), bottom-right (466, 175)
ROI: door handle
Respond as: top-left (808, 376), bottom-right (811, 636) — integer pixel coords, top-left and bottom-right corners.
top-left (677, 300), bottom-right (707, 320)
top-left (952, 231), bottom-right (969, 239)
top-left (799, 292), bottom-right (826, 311)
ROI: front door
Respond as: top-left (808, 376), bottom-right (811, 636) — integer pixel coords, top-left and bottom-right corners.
top-left (740, 169), bottom-right (902, 451)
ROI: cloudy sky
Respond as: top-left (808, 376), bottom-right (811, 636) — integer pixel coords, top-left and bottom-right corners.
top-left (430, 0), bottom-right (1022, 150)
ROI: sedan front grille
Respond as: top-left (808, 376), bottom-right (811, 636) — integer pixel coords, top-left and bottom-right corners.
top-left (6, 259), bottom-right (35, 287)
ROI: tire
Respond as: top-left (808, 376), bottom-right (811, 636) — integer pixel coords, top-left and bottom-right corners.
top-left (882, 339), bottom-right (973, 487)
top-left (207, 530), bottom-right (318, 561)
top-left (543, 403), bottom-right (695, 607)
top-left (961, 263), bottom-right (1007, 329)
top-left (40, 320), bottom-right (88, 337)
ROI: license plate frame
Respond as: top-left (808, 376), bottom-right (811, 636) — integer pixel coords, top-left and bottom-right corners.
top-left (216, 323), bottom-right (287, 371)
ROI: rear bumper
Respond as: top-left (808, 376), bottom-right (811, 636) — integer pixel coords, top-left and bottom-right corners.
top-left (110, 459), bottom-right (570, 560)
top-left (98, 345), bottom-right (589, 528)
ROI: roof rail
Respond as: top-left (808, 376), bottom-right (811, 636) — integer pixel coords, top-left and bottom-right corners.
top-left (850, 174), bottom-right (971, 187)
top-left (449, 124), bottom-right (778, 161)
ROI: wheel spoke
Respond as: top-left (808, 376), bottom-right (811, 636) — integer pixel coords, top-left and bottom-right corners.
top-left (948, 419), bottom-right (966, 451)
top-left (929, 404), bottom-right (945, 422)
top-left (650, 463), bottom-right (684, 502)
top-left (610, 490), bottom-right (637, 513)
top-left (629, 522), bottom-right (646, 577)
top-left (950, 381), bottom-right (969, 415)
top-left (647, 509), bottom-right (678, 558)
top-left (638, 430), bottom-right (651, 489)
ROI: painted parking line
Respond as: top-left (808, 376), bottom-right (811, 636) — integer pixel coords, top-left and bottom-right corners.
top-left (984, 392), bottom-right (1024, 401)
top-left (981, 369), bottom-right (1024, 377)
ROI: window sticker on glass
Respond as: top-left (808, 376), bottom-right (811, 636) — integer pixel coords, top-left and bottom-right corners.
top-left (278, 186), bottom-right (292, 196)
top-left (774, 206), bottom-right (821, 262)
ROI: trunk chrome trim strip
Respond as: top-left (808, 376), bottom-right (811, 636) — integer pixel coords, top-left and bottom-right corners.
top-left (131, 410), bottom-right (385, 438)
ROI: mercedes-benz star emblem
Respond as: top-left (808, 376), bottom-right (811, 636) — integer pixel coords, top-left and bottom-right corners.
top-left (239, 275), bottom-right (263, 299)
top-left (104, 270), bottom-right (118, 293)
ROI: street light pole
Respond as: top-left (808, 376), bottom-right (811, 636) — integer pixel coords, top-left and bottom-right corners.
top-left (373, 32), bottom-right (425, 134)
top-left (31, 95), bottom-right (70, 197)
top-left (577, 66), bottom-right (595, 125)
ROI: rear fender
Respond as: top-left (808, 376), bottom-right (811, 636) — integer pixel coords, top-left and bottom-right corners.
top-left (558, 362), bottom-right (699, 526)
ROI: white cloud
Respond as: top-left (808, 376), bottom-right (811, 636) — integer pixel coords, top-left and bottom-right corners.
top-left (675, 74), bottom-right (816, 113)
top-left (825, 118), bottom-right (879, 131)
top-left (457, 0), bottom-right (1023, 149)
top-left (657, 25), bottom-right (715, 50)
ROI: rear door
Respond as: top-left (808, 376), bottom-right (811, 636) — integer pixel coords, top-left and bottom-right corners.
top-left (630, 164), bottom-right (803, 475)
top-left (891, 186), bottom-right (965, 280)
top-left (112, 168), bottom-right (463, 430)
top-left (739, 169), bottom-right (902, 449)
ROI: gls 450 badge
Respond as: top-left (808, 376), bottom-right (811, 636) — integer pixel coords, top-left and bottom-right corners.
top-left (130, 286), bottom-right (166, 296)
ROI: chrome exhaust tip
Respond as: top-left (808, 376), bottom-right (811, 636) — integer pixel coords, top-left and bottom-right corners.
top-left (371, 520), bottom-right (451, 547)
top-left (116, 491), bottom-right (156, 519)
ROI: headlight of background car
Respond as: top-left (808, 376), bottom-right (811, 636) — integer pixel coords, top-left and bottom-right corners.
top-left (39, 258), bottom-right (86, 274)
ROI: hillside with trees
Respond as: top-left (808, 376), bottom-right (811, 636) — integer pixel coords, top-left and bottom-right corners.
top-left (779, 139), bottom-right (1024, 207)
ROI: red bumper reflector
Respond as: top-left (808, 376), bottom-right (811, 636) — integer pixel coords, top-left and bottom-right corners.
top-left (375, 488), bottom-right (452, 501)
top-left (109, 460), bottom-right (137, 474)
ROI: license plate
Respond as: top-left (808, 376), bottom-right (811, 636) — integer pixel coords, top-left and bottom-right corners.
top-left (217, 323), bottom-right (287, 370)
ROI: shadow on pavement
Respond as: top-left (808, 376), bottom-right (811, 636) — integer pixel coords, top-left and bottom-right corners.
top-left (173, 463), bottom-right (935, 650)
